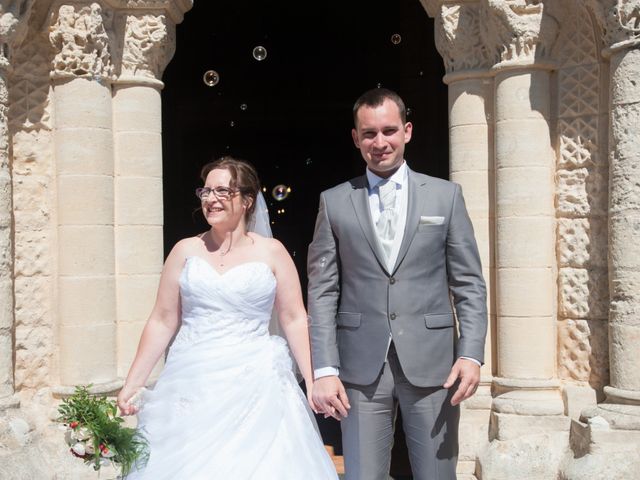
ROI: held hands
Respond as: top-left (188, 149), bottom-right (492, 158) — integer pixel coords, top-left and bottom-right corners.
top-left (311, 376), bottom-right (351, 421)
top-left (117, 385), bottom-right (144, 416)
top-left (443, 358), bottom-right (481, 406)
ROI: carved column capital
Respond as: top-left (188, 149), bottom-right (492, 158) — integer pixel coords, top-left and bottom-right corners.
top-left (104, 1), bottom-right (192, 86)
top-left (435, 2), bottom-right (493, 81)
top-left (480, 0), bottom-right (561, 70)
top-left (116, 11), bottom-right (173, 85)
top-left (48, 2), bottom-right (114, 81)
top-left (583, 0), bottom-right (640, 54)
top-left (0, 0), bottom-right (35, 71)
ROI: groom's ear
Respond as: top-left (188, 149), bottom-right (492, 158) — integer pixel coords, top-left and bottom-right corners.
top-left (351, 128), bottom-right (360, 148)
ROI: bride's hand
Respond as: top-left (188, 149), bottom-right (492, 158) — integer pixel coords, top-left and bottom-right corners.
top-left (306, 381), bottom-right (321, 414)
top-left (117, 385), bottom-right (142, 416)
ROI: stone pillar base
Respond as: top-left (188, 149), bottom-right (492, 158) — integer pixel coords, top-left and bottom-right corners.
top-left (490, 378), bottom-right (569, 441)
top-left (559, 404), bottom-right (640, 480)
top-left (478, 378), bottom-right (571, 478)
top-left (478, 431), bottom-right (570, 480)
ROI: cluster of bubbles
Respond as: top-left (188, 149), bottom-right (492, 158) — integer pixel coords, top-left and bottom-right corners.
top-left (272, 185), bottom-right (291, 201)
top-left (391, 33), bottom-right (402, 45)
top-left (240, 103), bottom-right (248, 111)
top-left (203, 45), bottom-right (266, 88)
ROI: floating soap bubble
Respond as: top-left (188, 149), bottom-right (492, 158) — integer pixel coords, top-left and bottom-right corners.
top-left (229, 121), bottom-right (235, 127)
top-left (203, 70), bottom-right (219, 87)
top-left (377, 83), bottom-right (382, 88)
top-left (406, 107), bottom-right (412, 116)
top-left (240, 103), bottom-right (248, 111)
top-left (305, 158), bottom-right (312, 166)
top-left (391, 34), bottom-right (402, 45)
top-left (418, 70), bottom-right (424, 77)
top-left (253, 46), bottom-right (267, 61)
top-left (272, 184), bottom-right (291, 201)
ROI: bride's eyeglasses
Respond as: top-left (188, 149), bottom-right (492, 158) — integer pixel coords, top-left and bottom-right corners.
top-left (195, 186), bottom-right (239, 201)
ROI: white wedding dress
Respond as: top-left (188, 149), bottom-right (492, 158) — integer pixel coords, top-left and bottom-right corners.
top-left (127, 256), bottom-right (338, 479)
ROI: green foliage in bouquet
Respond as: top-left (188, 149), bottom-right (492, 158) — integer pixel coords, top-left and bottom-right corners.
top-left (57, 385), bottom-right (149, 476)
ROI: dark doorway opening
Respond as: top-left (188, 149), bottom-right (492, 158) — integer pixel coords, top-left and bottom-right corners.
top-left (161, 0), bottom-right (448, 476)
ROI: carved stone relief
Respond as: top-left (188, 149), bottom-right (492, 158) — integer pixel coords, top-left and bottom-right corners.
top-left (119, 12), bottom-right (174, 79)
top-left (10, 30), bottom-right (52, 130)
top-left (480, 0), bottom-right (560, 66)
top-left (9, 12), bottom-right (56, 390)
top-left (555, 0), bottom-right (609, 389)
top-left (49, 2), bottom-right (114, 79)
top-left (435, 2), bottom-right (491, 74)
top-left (584, 0), bottom-right (640, 50)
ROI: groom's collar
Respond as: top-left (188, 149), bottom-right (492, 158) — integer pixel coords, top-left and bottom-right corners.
top-left (366, 161), bottom-right (408, 190)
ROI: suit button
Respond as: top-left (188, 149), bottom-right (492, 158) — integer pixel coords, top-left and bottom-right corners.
top-left (389, 277), bottom-right (396, 284)
top-left (390, 313), bottom-right (397, 320)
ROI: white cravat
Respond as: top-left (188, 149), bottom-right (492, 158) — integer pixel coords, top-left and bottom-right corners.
top-left (376, 179), bottom-right (398, 262)
top-left (368, 164), bottom-right (408, 272)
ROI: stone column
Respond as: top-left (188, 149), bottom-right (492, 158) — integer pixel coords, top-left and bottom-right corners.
top-left (433, 2), bottom-right (494, 477)
top-left (562, 2), bottom-right (640, 477)
top-left (0, 0), bottom-right (33, 409)
top-left (477, 2), bottom-right (570, 478)
top-left (110, 5), bottom-right (189, 379)
top-left (49, 3), bottom-right (119, 393)
top-left (601, 1), bottom-right (640, 411)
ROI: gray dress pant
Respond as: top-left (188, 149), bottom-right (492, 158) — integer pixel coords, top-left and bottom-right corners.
top-left (341, 343), bottom-right (459, 480)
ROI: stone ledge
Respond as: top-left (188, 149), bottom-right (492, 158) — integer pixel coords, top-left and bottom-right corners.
top-left (581, 403), bottom-right (640, 431)
top-left (51, 379), bottom-right (124, 398)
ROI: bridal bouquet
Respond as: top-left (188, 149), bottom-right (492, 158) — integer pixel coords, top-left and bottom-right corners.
top-left (57, 385), bottom-right (148, 475)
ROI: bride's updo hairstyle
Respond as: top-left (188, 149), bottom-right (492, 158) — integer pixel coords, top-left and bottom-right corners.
top-left (200, 156), bottom-right (260, 220)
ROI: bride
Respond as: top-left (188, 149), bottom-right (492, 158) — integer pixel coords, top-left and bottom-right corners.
top-left (117, 156), bottom-right (338, 479)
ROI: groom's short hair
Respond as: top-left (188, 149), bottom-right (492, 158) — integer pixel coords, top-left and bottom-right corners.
top-left (353, 88), bottom-right (407, 126)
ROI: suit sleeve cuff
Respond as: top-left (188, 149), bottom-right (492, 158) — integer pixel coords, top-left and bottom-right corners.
top-left (459, 356), bottom-right (481, 366)
top-left (314, 367), bottom-right (339, 379)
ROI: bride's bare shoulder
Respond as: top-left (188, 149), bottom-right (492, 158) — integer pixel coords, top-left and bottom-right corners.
top-left (168, 235), bottom-right (206, 259)
top-left (248, 232), bottom-right (282, 250)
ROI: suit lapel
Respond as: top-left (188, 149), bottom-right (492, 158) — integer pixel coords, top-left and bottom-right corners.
top-left (392, 169), bottom-right (427, 275)
top-left (349, 176), bottom-right (389, 273)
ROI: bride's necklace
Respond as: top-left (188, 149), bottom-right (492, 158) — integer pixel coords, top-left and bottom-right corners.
top-left (217, 241), bottom-right (232, 267)
top-left (211, 231), bottom-right (250, 268)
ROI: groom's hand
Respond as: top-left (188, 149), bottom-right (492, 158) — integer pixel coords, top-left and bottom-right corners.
top-left (444, 358), bottom-right (481, 406)
top-left (312, 376), bottom-right (351, 420)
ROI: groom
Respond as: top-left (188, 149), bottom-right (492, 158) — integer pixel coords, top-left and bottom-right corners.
top-left (307, 88), bottom-right (487, 480)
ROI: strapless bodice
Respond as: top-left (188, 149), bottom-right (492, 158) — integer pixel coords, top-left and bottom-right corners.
top-left (172, 256), bottom-right (277, 348)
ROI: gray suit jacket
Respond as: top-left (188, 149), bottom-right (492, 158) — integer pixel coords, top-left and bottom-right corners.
top-left (307, 168), bottom-right (487, 387)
